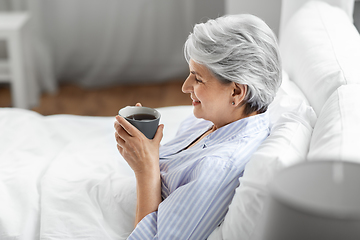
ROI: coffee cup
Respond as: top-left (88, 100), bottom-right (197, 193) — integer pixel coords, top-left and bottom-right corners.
top-left (118, 106), bottom-right (161, 139)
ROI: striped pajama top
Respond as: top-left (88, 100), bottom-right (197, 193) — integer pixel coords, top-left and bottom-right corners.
top-left (127, 111), bottom-right (270, 239)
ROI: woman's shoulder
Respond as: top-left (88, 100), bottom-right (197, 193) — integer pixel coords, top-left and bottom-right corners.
top-left (189, 142), bottom-right (244, 170)
top-left (187, 153), bottom-right (243, 183)
top-left (200, 127), bottom-right (269, 169)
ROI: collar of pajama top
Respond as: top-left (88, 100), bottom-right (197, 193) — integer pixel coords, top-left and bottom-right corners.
top-left (159, 111), bottom-right (270, 200)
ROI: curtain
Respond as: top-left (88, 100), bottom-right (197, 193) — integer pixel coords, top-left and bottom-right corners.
top-left (42, 0), bottom-right (198, 87)
top-left (1, 0), bottom-right (224, 88)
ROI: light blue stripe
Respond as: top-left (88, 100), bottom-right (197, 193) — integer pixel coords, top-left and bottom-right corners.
top-left (128, 112), bottom-right (269, 239)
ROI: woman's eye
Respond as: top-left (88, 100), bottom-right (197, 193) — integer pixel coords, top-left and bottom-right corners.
top-left (195, 78), bottom-right (203, 83)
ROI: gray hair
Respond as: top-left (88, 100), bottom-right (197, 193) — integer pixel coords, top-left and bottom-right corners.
top-left (184, 14), bottom-right (282, 114)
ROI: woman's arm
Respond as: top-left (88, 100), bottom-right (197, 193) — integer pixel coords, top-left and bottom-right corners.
top-left (114, 114), bottom-right (164, 225)
top-left (134, 165), bottom-right (162, 225)
top-left (127, 157), bottom-right (240, 239)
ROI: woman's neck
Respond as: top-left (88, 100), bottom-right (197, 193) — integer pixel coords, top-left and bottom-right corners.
top-left (212, 110), bottom-right (257, 130)
top-left (185, 125), bottom-right (215, 150)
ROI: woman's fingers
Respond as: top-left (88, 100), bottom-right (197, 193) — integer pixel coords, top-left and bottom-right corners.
top-left (116, 143), bottom-right (124, 156)
top-left (114, 118), bottom-right (128, 141)
top-left (114, 112), bottom-right (162, 175)
top-left (115, 115), bottom-right (164, 144)
top-left (115, 115), bottom-right (138, 138)
top-left (115, 131), bottom-right (125, 146)
top-left (135, 103), bottom-right (142, 107)
top-left (153, 124), bottom-right (164, 144)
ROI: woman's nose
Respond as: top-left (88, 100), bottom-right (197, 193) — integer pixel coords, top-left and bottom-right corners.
top-left (182, 75), bottom-right (193, 93)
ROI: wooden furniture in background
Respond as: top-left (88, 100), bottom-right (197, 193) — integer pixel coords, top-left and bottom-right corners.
top-left (0, 79), bottom-right (191, 116)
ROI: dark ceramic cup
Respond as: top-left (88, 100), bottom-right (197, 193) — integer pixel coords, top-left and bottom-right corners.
top-left (118, 106), bottom-right (161, 139)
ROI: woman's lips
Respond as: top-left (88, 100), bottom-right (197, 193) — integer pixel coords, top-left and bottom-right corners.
top-left (192, 99), bottom-right (201, 106)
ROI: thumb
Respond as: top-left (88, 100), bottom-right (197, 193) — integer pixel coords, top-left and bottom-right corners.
top-left (153, 124), bottom-right (164, 143)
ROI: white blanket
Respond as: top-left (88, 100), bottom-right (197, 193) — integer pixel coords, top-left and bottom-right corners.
top-left (0, 106), bottom-right (192, 240)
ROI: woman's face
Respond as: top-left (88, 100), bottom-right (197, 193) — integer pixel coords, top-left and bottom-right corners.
top-left (182, 59), bottom-right (238, 128)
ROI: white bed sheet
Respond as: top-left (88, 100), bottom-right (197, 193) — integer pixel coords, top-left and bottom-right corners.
top-left (0, 106), bottom-right (192, 240)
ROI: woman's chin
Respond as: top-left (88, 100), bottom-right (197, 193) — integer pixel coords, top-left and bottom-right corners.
top-left (192, 108), bottom-right (203, 119)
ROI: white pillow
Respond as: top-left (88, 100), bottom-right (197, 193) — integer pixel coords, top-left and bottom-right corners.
top-left (278, 70), bottom-right (310, 107)
top-left (279, 1), bottom-right (360, 115)
top-left (209, 78), bottom-right (317, 240)
top-left (308, 84), bottom-right (360, 163)
top-left (279, 0), bottom-right (355, 36)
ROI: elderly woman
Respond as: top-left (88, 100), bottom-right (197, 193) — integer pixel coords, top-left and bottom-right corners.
top-left (114, 14), bottom-right (281, 239)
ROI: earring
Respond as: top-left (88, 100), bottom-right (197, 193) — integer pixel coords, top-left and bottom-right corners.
top-left (232, 101), bottom-right (235, 105)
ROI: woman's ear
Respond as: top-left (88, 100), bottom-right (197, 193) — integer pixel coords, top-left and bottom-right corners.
top-left (232, 83), bottom-right (247, 105)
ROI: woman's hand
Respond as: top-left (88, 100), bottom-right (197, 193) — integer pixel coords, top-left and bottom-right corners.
top-left (114, 105), bottom-right (164, 177)
top-left (114, 103), bottom-right (164, 224)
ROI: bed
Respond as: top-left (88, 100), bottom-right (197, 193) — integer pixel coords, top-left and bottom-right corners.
top-left (1, 0), bottom-right (360, 239)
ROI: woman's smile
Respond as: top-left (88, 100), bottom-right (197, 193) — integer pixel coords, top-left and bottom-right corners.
top-left (191, 97), bottom-right (201, 106)
top-left (192, 101), bottom-right (201, 106)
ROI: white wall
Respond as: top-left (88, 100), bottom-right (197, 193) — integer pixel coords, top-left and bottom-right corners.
top-left (194, 0), bottom-right (225, 23)
top-left (225, 0), bottom-right (282, 37)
